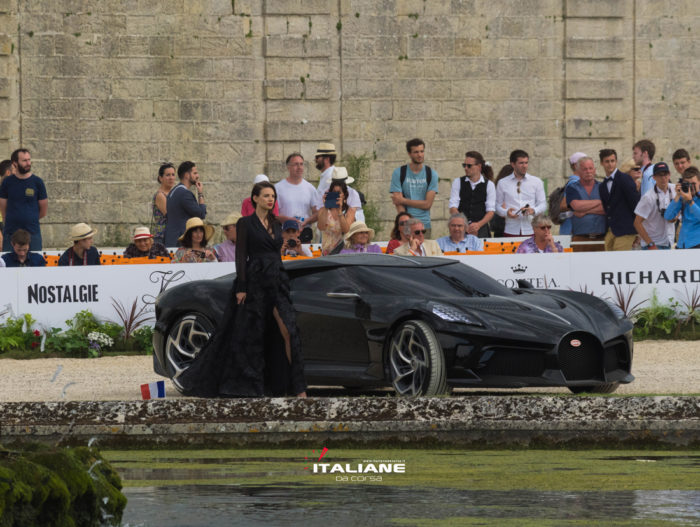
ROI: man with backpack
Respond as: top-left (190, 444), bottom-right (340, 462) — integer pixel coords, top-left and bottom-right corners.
top-left (390, 138), bottom-right (439, 237)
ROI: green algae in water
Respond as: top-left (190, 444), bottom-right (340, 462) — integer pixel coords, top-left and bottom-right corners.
top-left (103, 449), bottom-right (700, 492)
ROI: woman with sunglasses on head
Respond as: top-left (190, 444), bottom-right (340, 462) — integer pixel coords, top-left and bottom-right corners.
top-left (516, 213), bottom-right (563, 253)
top-left (178, 181), bottom-right (307, 398)
top-left (152, 163), bottom-right (176, 245)
top-left (386, 211), bottom-right (412, 254)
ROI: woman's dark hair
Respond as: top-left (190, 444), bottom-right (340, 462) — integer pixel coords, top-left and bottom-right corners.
top-left (251, 181), bottom-right (279, 232)
top-left (390, 211), bottom-right (412, 240)
top-left (181, 226), bottom-right (204, 249)
top-left (495, 164), bottom-right (513, 183)
top-left (465, 151), bottom-right (494, 181)
top-left (328, 180), bottom-right (349, 213)
top-left (157, 162), bottom-right (175, 183)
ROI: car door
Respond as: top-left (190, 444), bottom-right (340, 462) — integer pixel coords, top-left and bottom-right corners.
top-left (290, 267), bottom-right (371, 364)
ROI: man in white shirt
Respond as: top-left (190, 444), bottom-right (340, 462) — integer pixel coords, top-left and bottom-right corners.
top-left (495, 149), bottom-right (546, 236)
top-left (634, 162), bottom-right (677, 250)
top-left (314, 142), bottom-right (365, 222)
top-left (275, 152), bottom-right (320, 232)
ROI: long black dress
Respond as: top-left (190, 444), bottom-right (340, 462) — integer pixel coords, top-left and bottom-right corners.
top-left (177, 214), bottom-right (306, 397)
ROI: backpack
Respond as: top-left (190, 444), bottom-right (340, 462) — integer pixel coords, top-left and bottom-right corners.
top-left (399, 165), bottom-right (432, 196)
top-left (547, 186), bottom-right (567, 225)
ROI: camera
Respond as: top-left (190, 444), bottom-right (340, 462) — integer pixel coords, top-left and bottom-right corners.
top-left (287, 239), bottom-right (297, 248)
top-left (680, 178), bottom-right (690, 193)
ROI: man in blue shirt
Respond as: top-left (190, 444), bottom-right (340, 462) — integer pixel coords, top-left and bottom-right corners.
top-left (565, 156), bottom-right (606, 252)
top-left (163, 161), bottom-right (207, 247)
top-left (1, 229), bottom-right (46, 267)
top-left (390, 138), bottom-right (439, 237)
top-left (633, 139), bottom-right (656, 196)
top-left (0, 148), bottom-right (48, 252)
top-left (437, 213), bottom-right (484, 252)
top-left (665, 166), bottom-right (700, 249)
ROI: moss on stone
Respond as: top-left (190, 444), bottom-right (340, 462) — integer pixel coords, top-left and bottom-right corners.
top-left (0, 443), bottom-right (126, 526)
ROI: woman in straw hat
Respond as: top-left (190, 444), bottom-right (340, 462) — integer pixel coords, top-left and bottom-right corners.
top-left (340, 221), bottom-right (382, 254)
top-left (58, 223), bottom-right (101, 266)
top-left (178, 181), bottom-right (307, 398)
top-left (171, 217), bottom-right (217, 263)
top-left (124, 226), bottom-right (169, 259)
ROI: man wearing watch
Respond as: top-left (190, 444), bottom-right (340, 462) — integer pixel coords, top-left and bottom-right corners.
top-left (634, 162), bottom-right (677, 250)
top-left (164, 161), bottom-right (207, 247)
top-left (664, 166), bottom-right (700, 249)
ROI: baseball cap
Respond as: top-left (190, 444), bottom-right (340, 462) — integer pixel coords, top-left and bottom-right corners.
top-left (653, 162), bottom-right (670, 176)
top-left (282, 220), bottom-right (300, 231)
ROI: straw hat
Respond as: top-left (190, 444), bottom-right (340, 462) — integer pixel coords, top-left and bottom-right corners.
top-left (331, 166), bottom-right (355, 185)
top-left (221, 212), bottom-right (242, 227)
top-left (619, 158), bottom-right (640, 174)
top-left (133, 226), bottom-right (153, 240)
top-left (70, 223), bottom-right (97, 241)
top-left (315, 142), bottom-right (337, 156)
top-left (178, 217), bottom-right (215, 243)
top-left (344, 221), bottom-right (375, 241)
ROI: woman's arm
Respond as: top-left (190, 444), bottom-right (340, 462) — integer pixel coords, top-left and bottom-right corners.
top-left (339, 207), bottom-right (356, 233)
top-left (317, 207), bottom-right (329, 230)
top-left (155, 191), bottom-right (167, 215)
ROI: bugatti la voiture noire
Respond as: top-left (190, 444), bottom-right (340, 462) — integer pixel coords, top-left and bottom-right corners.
top-left (152, 254), bottom-right (634, 395)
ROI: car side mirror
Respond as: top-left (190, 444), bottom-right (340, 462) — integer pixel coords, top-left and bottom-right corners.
top-left (516, 279), bottom-right (533, 289)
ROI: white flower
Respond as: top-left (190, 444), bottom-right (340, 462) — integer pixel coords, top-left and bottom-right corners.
top-left (87, 332), bottom-right (114, 348)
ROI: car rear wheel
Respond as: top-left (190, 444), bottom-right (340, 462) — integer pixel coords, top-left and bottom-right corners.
top-left (568, 382), bottom-right (620, 394)
top-left (388, 320), bottom-right (447, 396)
top-left (165, 313), bottom-right (214, 391)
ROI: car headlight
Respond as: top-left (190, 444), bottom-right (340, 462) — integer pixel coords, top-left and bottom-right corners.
top-left (604, 299), bottom-right (626, 320)
top-left (431, 303), bottom-right (483, 326)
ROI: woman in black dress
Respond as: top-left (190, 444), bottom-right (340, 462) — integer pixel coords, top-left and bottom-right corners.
top-left (178, 182), bottom-right (307, 397)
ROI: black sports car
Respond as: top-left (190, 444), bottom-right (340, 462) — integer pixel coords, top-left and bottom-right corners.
top-left (152, 254), bottom-right (634, 395)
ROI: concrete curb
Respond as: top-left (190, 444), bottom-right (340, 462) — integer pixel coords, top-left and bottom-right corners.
top-left (1, 396), bottom-right (698, 448)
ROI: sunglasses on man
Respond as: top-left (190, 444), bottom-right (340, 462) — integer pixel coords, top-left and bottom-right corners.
top-left (413, 229), bottom-right (427, 235)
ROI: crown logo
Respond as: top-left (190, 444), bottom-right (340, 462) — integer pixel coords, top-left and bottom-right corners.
top-left (511, 264), bottom-right (527, 274)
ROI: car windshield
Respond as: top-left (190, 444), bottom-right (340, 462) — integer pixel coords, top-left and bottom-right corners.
top-left (346, 262), bottom-right (514, 297)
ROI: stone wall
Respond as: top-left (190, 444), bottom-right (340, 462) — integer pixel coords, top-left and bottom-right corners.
top-left (1, 0), bottom-right (699, 246)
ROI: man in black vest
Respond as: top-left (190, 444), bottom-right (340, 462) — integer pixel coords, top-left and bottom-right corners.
top-left (448, 150), bottom-right (495, 238)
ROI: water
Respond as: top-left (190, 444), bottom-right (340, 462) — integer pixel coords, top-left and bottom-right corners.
top-left (106, 449), bottom-right (700, 527)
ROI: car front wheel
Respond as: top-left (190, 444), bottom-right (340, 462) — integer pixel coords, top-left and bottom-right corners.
top-left (165, 313), bottom-right (214, 391)
top-left (388, 320), bottom-right (447, 396)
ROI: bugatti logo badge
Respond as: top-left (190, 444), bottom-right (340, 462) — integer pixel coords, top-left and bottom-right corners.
top-left (570, 339), bottom-right (582, 347)
top-left (510, 264), bottom-right (527, 274)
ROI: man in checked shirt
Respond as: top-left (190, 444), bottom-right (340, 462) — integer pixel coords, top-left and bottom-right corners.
top-left (495, 149), bottom-right (546, 237)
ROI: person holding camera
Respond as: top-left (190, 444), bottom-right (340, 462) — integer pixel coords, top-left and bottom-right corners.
top-left (317, 179), bottom-right (355, 255)
top-left (664, 166), bottom-right (700, 249)
top-left (281, 220), bottom-right (312, 257)
top-left (171, 217), bottom-right (217, 263)
top-left (495, 149), bottom-right (546, 237)
top-left (634, 162), bottom-right (677, 250)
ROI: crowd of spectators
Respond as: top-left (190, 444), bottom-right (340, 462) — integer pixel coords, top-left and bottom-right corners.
top-left (1, 137), bottom-right (699, 269)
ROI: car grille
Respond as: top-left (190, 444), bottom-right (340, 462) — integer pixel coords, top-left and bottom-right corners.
top-left (558, 332), bottom-right (602, 381)
top-left (478, 347), bottom-right (545, 377)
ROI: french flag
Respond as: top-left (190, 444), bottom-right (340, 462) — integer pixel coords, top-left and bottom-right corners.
top-left (140, 380), bottom-right (166, 400)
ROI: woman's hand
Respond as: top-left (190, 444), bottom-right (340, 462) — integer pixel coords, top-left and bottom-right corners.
top-left (204, 249), bottom-right (216, 261)
top-left (236, 292), bottom-right (246, 304)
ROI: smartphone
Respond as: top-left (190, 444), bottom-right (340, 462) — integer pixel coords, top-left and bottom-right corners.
top-left (518, 203), bottom-right (530, 215)
top-left (325, 191), bottom-right (340, 209)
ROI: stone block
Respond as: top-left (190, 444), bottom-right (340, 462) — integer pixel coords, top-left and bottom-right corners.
top-left (0, 77), bottom-right (10, 97)
top-left (565, 79), bottom-right (628, 99)
top-left (455, 38), bottom-right (481, 57)
top-left (566, 37), bottom-right (626, 59)
top-left (180, 100), bottom-right (213, 121)
top-left (565, 118), bottom-right (627, 138)
top-left (0, 33), bottom-right (11, 55)
top-left (104, 99), bottom-right (136, 120)
top-left (566, 0), bottom-right (630, 18)
top-left (264, 0), bottom-right (331, 15)
top-left (266, 120), bottom-right (334, 141)
top-left (264, 35), bottom-right (331, 57)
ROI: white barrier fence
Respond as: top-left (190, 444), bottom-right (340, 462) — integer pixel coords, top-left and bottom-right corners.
top-left (1, 251), bottom-right (699, 329)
